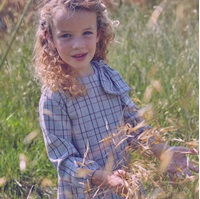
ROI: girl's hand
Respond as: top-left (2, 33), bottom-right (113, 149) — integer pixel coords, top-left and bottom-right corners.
top-left (110, 170), bottom-right (146, 197)
top-left (91, 169), bottom-right (128, 194)
top-left (92, 169), bottom-right (145, 196)
top-left (166, 146), bottom-right (198, 182)
top-left (107, 170), bottom-right (129, 194)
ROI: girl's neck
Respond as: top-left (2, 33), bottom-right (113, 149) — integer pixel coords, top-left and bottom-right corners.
top-left (76, 64), bottom-right (95, 78)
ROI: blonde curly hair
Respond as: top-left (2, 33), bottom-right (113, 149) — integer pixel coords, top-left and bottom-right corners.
top-left (33, 0), bottom-right (115, 96)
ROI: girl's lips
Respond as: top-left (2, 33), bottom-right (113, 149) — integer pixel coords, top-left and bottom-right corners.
top-left (72, 53), bottom-right (87, 61)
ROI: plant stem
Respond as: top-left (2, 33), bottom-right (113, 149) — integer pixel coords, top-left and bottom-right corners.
top-left (0, 0), bottom-right (33, 68)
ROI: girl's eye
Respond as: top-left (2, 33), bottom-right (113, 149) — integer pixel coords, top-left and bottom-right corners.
top-left (62, 34), bottom-right (71, 38)
top-left (83, 31), bottom-right (93, 36)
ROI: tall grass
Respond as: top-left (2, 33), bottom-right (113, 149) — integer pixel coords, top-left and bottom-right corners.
top-left (0, 1), bottom-right (198, 198)
top-left (108, 3), bottom-right (199, 198)
top-left (0, 32), bottom-right (57, 198)
top-left (109, 1), bottom-right (198, 138)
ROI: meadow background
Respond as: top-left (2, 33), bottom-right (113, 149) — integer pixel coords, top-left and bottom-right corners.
top-left (0, 0), bottom-right (198, 198)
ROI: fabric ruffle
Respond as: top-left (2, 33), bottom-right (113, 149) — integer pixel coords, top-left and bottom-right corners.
top-left (92, 60), bottom-right (131, 95)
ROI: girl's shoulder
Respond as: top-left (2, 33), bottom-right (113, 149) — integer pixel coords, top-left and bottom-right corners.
top-left (91, 60), bottom-right (131, 95)
top-left (39, 87), bottom-right (72, 106)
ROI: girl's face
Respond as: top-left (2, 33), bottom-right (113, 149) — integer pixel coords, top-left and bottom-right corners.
top-left (51, 7), bottom-right (99, 77)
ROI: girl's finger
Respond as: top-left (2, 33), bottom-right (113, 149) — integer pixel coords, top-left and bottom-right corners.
top-left (168, 172), bottom-right (175, 182)
top-left (173, 147), bottom-right (198, 155)
top-left (168, 172), bottom-right (178, 187)
top-left (189, 148), bottom-right (199, 155)
top-left (188, 162), bottom-right (199, 173)
top-left (114, 170), bottom-right (126, 177)
top-left (176, 172), bottom-right (184, 179)
top-left (181, 168), bottom-right (192, 176)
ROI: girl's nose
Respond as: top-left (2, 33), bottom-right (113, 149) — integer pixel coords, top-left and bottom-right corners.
top-left (72, 37), bottom-right (84, 50)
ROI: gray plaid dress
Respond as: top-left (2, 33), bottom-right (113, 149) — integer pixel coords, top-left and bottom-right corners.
top-left (39, 60), bottom-right (144, 199)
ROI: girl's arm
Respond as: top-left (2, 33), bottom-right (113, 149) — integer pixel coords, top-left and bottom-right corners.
top-left (121, 93), bottom-right (198, 179)
top-left (120, 93), bottom-right (151, 147)
top-left (39, 90), bottom-right (100, 189)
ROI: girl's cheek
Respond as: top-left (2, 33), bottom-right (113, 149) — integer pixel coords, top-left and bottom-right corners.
top-left (59, 41), bottom-right (69, 49)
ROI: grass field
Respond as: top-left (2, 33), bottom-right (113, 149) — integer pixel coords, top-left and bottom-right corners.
top-left (0, 1), bottom-right (198, 198)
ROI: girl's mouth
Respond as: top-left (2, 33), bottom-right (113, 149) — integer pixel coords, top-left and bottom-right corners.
top-left (72, 53), bottom-right (87, 61)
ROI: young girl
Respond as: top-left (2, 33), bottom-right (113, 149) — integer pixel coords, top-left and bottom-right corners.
top-left (33, 0), bottom-right (198, 198)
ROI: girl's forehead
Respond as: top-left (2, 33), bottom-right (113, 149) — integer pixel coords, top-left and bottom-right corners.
top-left (52, 6), bottom-right (70, 20)
top-left (52, 7), bottom-right (97, 26)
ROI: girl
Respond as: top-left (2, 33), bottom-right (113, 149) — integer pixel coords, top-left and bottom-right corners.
top-left (33, 0), bottom-right (198, 198)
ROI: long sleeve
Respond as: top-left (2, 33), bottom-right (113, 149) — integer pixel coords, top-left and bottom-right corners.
top-left (120, 93), bottom-right (151, 144)
top-left (39, 90), bottom-right (100, 189)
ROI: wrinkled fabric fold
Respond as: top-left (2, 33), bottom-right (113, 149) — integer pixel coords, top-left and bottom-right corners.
top-left (92, 60), bottom-right (131, 95)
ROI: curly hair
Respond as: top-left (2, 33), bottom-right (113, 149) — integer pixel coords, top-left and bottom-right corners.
top-left (33, 0), bottom-right (115, 96)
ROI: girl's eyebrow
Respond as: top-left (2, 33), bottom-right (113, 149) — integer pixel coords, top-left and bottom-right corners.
top-left (59, 27), bottom-right (94, 33)
top-left (58, 27), bottom-right (95, 34)
top-left (83, 27), bottom-right (95, 31)
top-left (59, 30), bottom-right (72, 33)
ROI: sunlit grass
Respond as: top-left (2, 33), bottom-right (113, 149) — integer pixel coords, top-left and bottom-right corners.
top-left (108, 2), bottom-right (198, 198)
top-left (109, 1), bottom-right (198, 136)
top-left (0, 0), bottom-right (198, 198)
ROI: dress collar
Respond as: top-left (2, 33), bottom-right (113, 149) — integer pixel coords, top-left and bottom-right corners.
top-left (91, 60), bottom-right (131, 95)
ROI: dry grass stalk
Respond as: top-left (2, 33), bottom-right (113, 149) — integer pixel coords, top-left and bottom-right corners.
top-left (74, 102), bottom-right (198, 198)
top-left (147, 0), bottom-right (169, 30)
top-left (103, 0), bottom-right (154, 9)
top-left (0, 0), bottom-right (33, 68)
